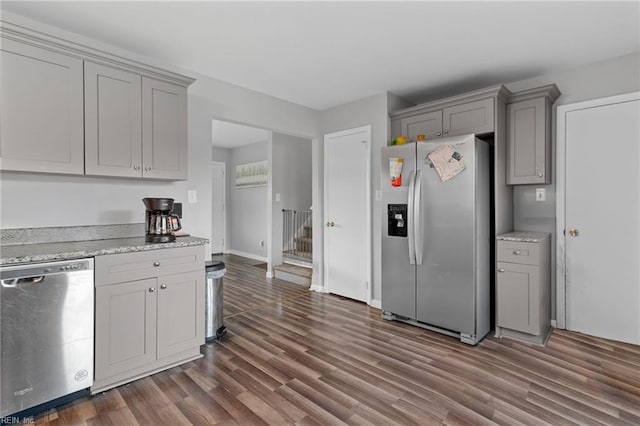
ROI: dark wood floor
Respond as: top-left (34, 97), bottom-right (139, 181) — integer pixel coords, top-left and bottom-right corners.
top-left (33, 254), bottom-right (640, 425)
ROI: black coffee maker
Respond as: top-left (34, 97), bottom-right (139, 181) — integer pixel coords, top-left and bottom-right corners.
top-left (143, 198), bottom-right (182, 243)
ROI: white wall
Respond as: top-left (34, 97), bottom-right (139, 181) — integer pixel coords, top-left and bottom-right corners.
top-left (0, 13), bottom-right (320, 260)
top-left (227, 141), bottom-right (269, 259)
top-left (271, 132), bottom-right (313, 269)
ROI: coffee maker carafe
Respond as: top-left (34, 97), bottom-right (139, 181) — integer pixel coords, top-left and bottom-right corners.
top-left (143, 198), bottom-right (182, 243)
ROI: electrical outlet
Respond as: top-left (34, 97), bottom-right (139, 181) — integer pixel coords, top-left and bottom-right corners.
top-left (535, 188), bottom-right (546, 202)
top-left (187, 190), bottom-right (198, 203)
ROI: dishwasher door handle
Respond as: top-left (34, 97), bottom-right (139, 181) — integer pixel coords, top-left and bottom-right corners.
top-left (2, 276), bottom-right (45, 288)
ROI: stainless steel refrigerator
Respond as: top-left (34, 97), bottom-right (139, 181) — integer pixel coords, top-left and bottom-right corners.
top-left (381, 134), bottom-right (491, 345)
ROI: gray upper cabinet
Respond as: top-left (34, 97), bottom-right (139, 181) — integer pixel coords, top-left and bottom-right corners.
top-left (142, 78), bottom-right (188, 180)
top-left (84, 62), bottom-right (142, 178)
top-left (443, 98), bottom-right (494, 137)
top-left (400, 110), bottom-right (443, 140)
top-left (0, 22), bottom-right (194, 180)
top-left (84, 66), bottom-right (187, 180)
top-left (0, 39), bottom-right (84, 174)
top-left (506, 85), bottom-right (560, 185)
top-left (390, 89), bottom-right (501, 143)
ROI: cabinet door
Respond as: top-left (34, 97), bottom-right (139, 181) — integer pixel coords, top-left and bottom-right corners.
top-left (443, 98), bottom-right (494, 137)
top-left (497, 262), bottom-right (540, 335)
top-left (84, 62), bottom-right (142, 177)
top-left (506, 97), bottom-right (549, 184)
top-left (157, 270), bottom-right (204, 359)
top-left (0, 39), bottom-right (84, 174)
top-left (400, 110), bottom-right (443, 141)
top-left (142, 77), bottom-right (188, 180)
top-left (95, 278), bottom-right (157, 381)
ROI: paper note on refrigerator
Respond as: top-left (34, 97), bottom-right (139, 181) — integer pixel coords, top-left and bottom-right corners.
top-left (426, 145), bottom-right (465, 182)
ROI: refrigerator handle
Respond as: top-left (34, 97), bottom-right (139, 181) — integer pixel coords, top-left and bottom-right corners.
top-left (414, 169), bottom-right (423, 265)
top-left (407, 170), bottom-right (416, 265)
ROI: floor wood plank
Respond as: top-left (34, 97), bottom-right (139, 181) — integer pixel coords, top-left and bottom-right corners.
top-left (31, 254), bottom-right (640, 425)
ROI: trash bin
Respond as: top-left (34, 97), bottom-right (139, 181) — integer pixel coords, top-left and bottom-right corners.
top-left (205, 260), bottom-right (227, 341)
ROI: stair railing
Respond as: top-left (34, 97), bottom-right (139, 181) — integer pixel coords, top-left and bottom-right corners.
top-left (282, 209), bottom-right (312, 260)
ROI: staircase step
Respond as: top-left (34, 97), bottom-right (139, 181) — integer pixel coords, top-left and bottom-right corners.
top-left (273, 263), bottom-right (312, 286)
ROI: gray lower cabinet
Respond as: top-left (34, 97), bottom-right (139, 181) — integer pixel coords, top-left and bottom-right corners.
top-left (506, 84), bottom-right (560, 185)
top-left (0, 38), bottom-right (84, 174)
top-left (93, 246), bottom-right (205, 393)
top-left (495, 233), bottom-right (551, 345)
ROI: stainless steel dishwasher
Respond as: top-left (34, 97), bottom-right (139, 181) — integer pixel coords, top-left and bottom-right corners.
top-left (1, 258), bottom-right (94, 417)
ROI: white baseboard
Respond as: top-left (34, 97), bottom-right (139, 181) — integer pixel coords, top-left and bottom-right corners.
top-left (551, 319), bottom-right (557, 328)
top-left (228, 249), bottom-right (267, 262)
top-left (265, 271), bottom-right (274, 279)
top-left (369, 299), bottom-right (381, 309)
top-left (310, 284), bottom-right (327, 293)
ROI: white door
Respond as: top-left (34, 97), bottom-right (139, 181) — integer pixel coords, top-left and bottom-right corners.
top-left (211, 162), bottom-right (226, 254)
top-left (324, 126), bottom-right (371, 302)
top-left (559, 93), bottom-right (640, 344)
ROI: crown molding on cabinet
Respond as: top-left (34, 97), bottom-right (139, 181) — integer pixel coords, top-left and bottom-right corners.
top-left (0, 19), bottom-right (195, 87)
top-left (389, 85), bottom-right (513, 119)
top-left (508, 84), bottom-right (561, 104)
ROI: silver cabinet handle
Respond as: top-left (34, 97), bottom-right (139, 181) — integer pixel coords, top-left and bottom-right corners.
top-left (326, 221), bottom-right (335, 227)
top-left (144, 166), bottom-right (152, 171)
top-left (133, 165), bottom-right (141, 171)
top-left (512, 250), bottom-right (521, 255)
top-left (160, 284), bottom-right (167, 290)
top-left (148, 287), bottom-right (155, 293)
top-left (498, 269), bottom-right (505, 273)
top-left (444, 129), bottom-right (449, 134)
top-left (538, 172), bottom-right (543, 177)
top-left (436, 132), bottom-right (442, 137)
top-left (153, 261), bottom-right (160, 267)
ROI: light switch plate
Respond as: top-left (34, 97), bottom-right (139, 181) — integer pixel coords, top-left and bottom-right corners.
top-left (188, 190), bottom-right (198, 203)
top-left (535, 188), bottom-right (546, 201)
top-left (275, 193), bottom-right (281, 202)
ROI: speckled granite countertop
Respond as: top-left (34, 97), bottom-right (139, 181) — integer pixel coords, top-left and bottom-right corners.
top-left (0, 236), bottom-right (208, 266)
top-left (497, 231), bottom-right (550, 243)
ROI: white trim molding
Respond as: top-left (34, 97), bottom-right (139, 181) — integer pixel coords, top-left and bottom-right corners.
top-left (369, 299), bottom-right (382, 309)
top-left (228, 249), bottom-right (267, 263)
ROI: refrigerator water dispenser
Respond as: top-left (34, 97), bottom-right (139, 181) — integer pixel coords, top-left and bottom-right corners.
top-left (387, 204), bottom-right (408, 237)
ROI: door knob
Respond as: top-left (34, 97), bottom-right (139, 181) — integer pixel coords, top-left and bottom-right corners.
top-left (569, 228), bottom-right (579, 237)
top-left (326, 221), bottom-right (335, 227)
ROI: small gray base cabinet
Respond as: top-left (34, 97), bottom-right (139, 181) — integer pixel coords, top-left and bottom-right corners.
top-left (93, 245), bottom-right (205, 393)
top-left (495, 232), bottom-right (551, 345)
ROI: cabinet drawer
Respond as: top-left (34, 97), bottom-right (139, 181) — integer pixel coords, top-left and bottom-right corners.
top-left (95, 245), bottom-right (204, 286)
top-left (497, 240), bottom-right (540, 265)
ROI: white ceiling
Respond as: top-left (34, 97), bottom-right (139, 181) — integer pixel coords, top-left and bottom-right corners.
top-left (2, 1), bottom-right (639, 110)
top-left (212, 120), bottom-right (270, 148)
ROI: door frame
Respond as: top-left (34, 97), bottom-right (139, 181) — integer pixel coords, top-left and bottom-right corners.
top-left (323, 125), bottom-right (372, 304)
top-left (211, 161), bottom-right (227, 254)
top-left (555, 91), bottom-right (640, 329)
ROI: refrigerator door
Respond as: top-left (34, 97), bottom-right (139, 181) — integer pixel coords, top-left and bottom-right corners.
top-left (381, 143), bottom-right (417, 319)
top-left (415, 135), bottom-right (478, 334)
